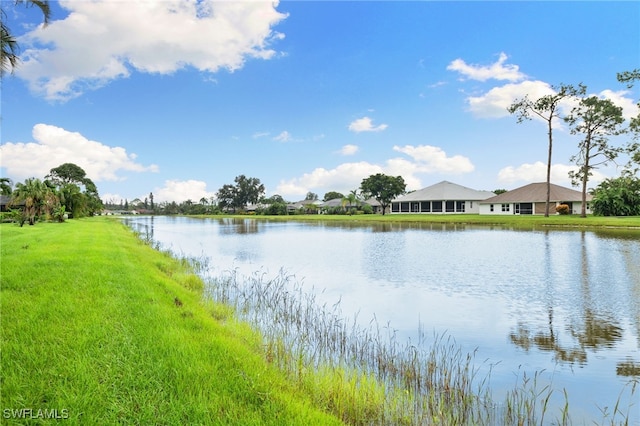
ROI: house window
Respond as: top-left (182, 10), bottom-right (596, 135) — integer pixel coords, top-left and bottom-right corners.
top-left (501, 204), bottom-right (510, 212)
top-left (490, 204), bottom-right (494, 212)
top-left (432, 201), bottom-right (442, 212)
top-left (401, 202), bottom-right (410, 212)
top-left (411, 202), bottom-right (420, 212)
top-left (445, 201), bottom-right (455, 212)
top-left (391, 203), bottom-right (399, 213)
top-left (456, 201), bottom-right (465, 212)
top-left (421, 201), bottom-right (430, 212)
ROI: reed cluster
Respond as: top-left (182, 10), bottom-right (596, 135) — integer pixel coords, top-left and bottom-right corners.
top-left (196, 266), bottom-right (637, 425)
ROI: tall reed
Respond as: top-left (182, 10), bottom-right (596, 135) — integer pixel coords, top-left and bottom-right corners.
top-left (194, 266), bottom-right (636, 425)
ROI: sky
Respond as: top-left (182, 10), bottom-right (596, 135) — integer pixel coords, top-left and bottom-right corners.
top-left (1, 1), bottom-right (639, 204)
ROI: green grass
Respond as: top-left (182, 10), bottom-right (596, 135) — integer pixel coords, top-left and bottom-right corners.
top-left (0, 218), bottom-right (343, 425)
top-left (194, 212), bottom-right (640, 230)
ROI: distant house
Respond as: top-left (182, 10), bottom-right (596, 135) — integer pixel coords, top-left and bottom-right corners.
top-left (0, 195), bottom-right (23, 212)
top-left (319, 197), bottom-right (383, 213)
top-left (288, 199), bottom-right (323, 213)
top-left (479, 182), bottom-right (592, 215)
top-left (0, 195), bottom-right (11, 212)
top-left (390, 181), bottom-right (495, 214)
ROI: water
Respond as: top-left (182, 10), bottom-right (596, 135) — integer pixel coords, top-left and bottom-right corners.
top-left (125, 216), bottom-right (640, 424)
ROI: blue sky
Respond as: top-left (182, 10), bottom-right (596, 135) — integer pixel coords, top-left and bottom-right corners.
top-left (1, 1), bottom-right (638, 204)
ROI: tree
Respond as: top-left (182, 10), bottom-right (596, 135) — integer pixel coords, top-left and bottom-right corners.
top-left (360, 174), bottom-right (406, 215)
top-left (11, 177), bottom-right (51, 225)
top-left (0, 177), bottom-right (13, 195)
top-left (217, 175), bottom-right (264, 212)
top-left (234, 175), bottom-right (265, 209)
top-left (564, 96), bottom-right (626, 217)
top-left (216, 184), bottom-right (238, 213)
top-left (617, 69), bottom-right (640, 174)
top-left (59, 183), bottom-right (85, 218)
top-left (305, 191), bottom-right (318, 201)
top-left (341, 190), bottom-right (359, 215)
top-left (1, 0), bottom-right (51, 76)
top-left (590, 172), bottom-right (640, 216)
top-left (323, 191), bottom-right (344, 202)
top-left (263, 194), bottom-right (285, 204)
top-left (149, 192), bottom-right (155, 211)
top-left (47, 163), bottom-right (99, 191)
top-left (46, 163), bottom-right (102, 217)
top-left (508, 84), bottom-right (585, 216)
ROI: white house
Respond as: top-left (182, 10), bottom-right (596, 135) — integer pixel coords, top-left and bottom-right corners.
top-left (390, 181), bottom-right (496, 214)
top-left (479, 182), bottom-right (593, 215)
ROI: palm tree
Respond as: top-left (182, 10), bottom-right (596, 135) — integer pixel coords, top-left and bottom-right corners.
top-left (59, 183), bottom-right (85, 218)
top-left (1, 0), bottom-right (51, 76)
top-left (0, 177), bottom-right (12, 195)
top-left (11, 177), bottom-right (50, 225)
top-left (341, 190), bottom-right (359, 215)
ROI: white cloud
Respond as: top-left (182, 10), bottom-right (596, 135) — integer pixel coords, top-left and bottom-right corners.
top-left (497, 161), bottom-right (607, 187)
top-left (0, 123), bottom-right (158, 182)
top-left (17, 0), bottom-right (288, 101)
top-left (447, 52), bottom-right (526, 82)
top-left (457, 65), bottom-right (638, 122)
top-left (273, 130), bottom-right (293, 142)
top-left (393, 145), bottom-right (475, 174)
top-left (276, 144), bottom-right (474, 199)
top-left (100, 193), bottom-right (124, 204)
top-left (252, 131), bottom-right (270, 139)
top-left (153, 179), bottom-right (216, 203)
top-left (338, 144), bottom-right (359, 156)
top-left (348, 117), bottom-right (388, 133)
top-left (598, 89), bottom-right (639, 121)
top-left (466, 80), bottom-right (555, 119)
top-left (276, 162), bottom-right (384, 199)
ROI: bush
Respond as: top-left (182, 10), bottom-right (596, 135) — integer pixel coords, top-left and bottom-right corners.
top-left (555, 204), bottom-right (570, 215)
top-left (591, 175), bottom-right (640, 216)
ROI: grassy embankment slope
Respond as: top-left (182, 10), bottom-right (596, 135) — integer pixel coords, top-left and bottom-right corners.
top-left (0, 218), bottom-right (343, 425)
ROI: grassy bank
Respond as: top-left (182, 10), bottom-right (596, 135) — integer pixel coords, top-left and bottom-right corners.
top-left (0, 218), bottom-right (342, 425)
top-left (207, 213), bottom-right (640, 230)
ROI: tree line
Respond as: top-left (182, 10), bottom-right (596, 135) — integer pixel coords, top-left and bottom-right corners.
top-left (1, 163), bottom-right (103, 225)
top-left (104, 173), bottom-right (407, 217)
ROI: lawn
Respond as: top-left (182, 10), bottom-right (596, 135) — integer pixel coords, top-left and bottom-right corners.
top-left (0, 218), bottom-right (342, 425)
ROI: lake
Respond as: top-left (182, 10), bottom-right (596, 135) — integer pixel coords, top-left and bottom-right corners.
top-left (125, 216), bottom-right (640, 424)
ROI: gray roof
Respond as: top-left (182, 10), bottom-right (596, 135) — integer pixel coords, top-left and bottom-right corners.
top-left (393, 181), bottom-right (495, 202)
top-left (319, 198), bottom-right (380, 208)
top-left (482, 182), bottom-right (592, 203)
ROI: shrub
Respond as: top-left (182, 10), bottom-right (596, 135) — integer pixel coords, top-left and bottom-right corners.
top-left (555, 204), bottom-right (570, 215)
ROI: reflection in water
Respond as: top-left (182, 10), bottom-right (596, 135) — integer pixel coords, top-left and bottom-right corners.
top-left (570, 311), bottom-right (623, 349)
top-left (509, 322), bottom-right (587, 364)
top-left (509, 230), bottom-right (628, 371)
top-left (123, 216), bottom-right (640, 423)
top-left (216, 218), bottom-right (260, 235)
top-left (617, 359), bottom-right (640, 376)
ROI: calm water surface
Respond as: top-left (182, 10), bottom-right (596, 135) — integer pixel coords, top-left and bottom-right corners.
top-left (126, 216), bottom-right (640, 424)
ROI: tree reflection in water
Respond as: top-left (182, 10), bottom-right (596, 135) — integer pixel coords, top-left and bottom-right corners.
top-left (509, 231), bottom-right (633, 377)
